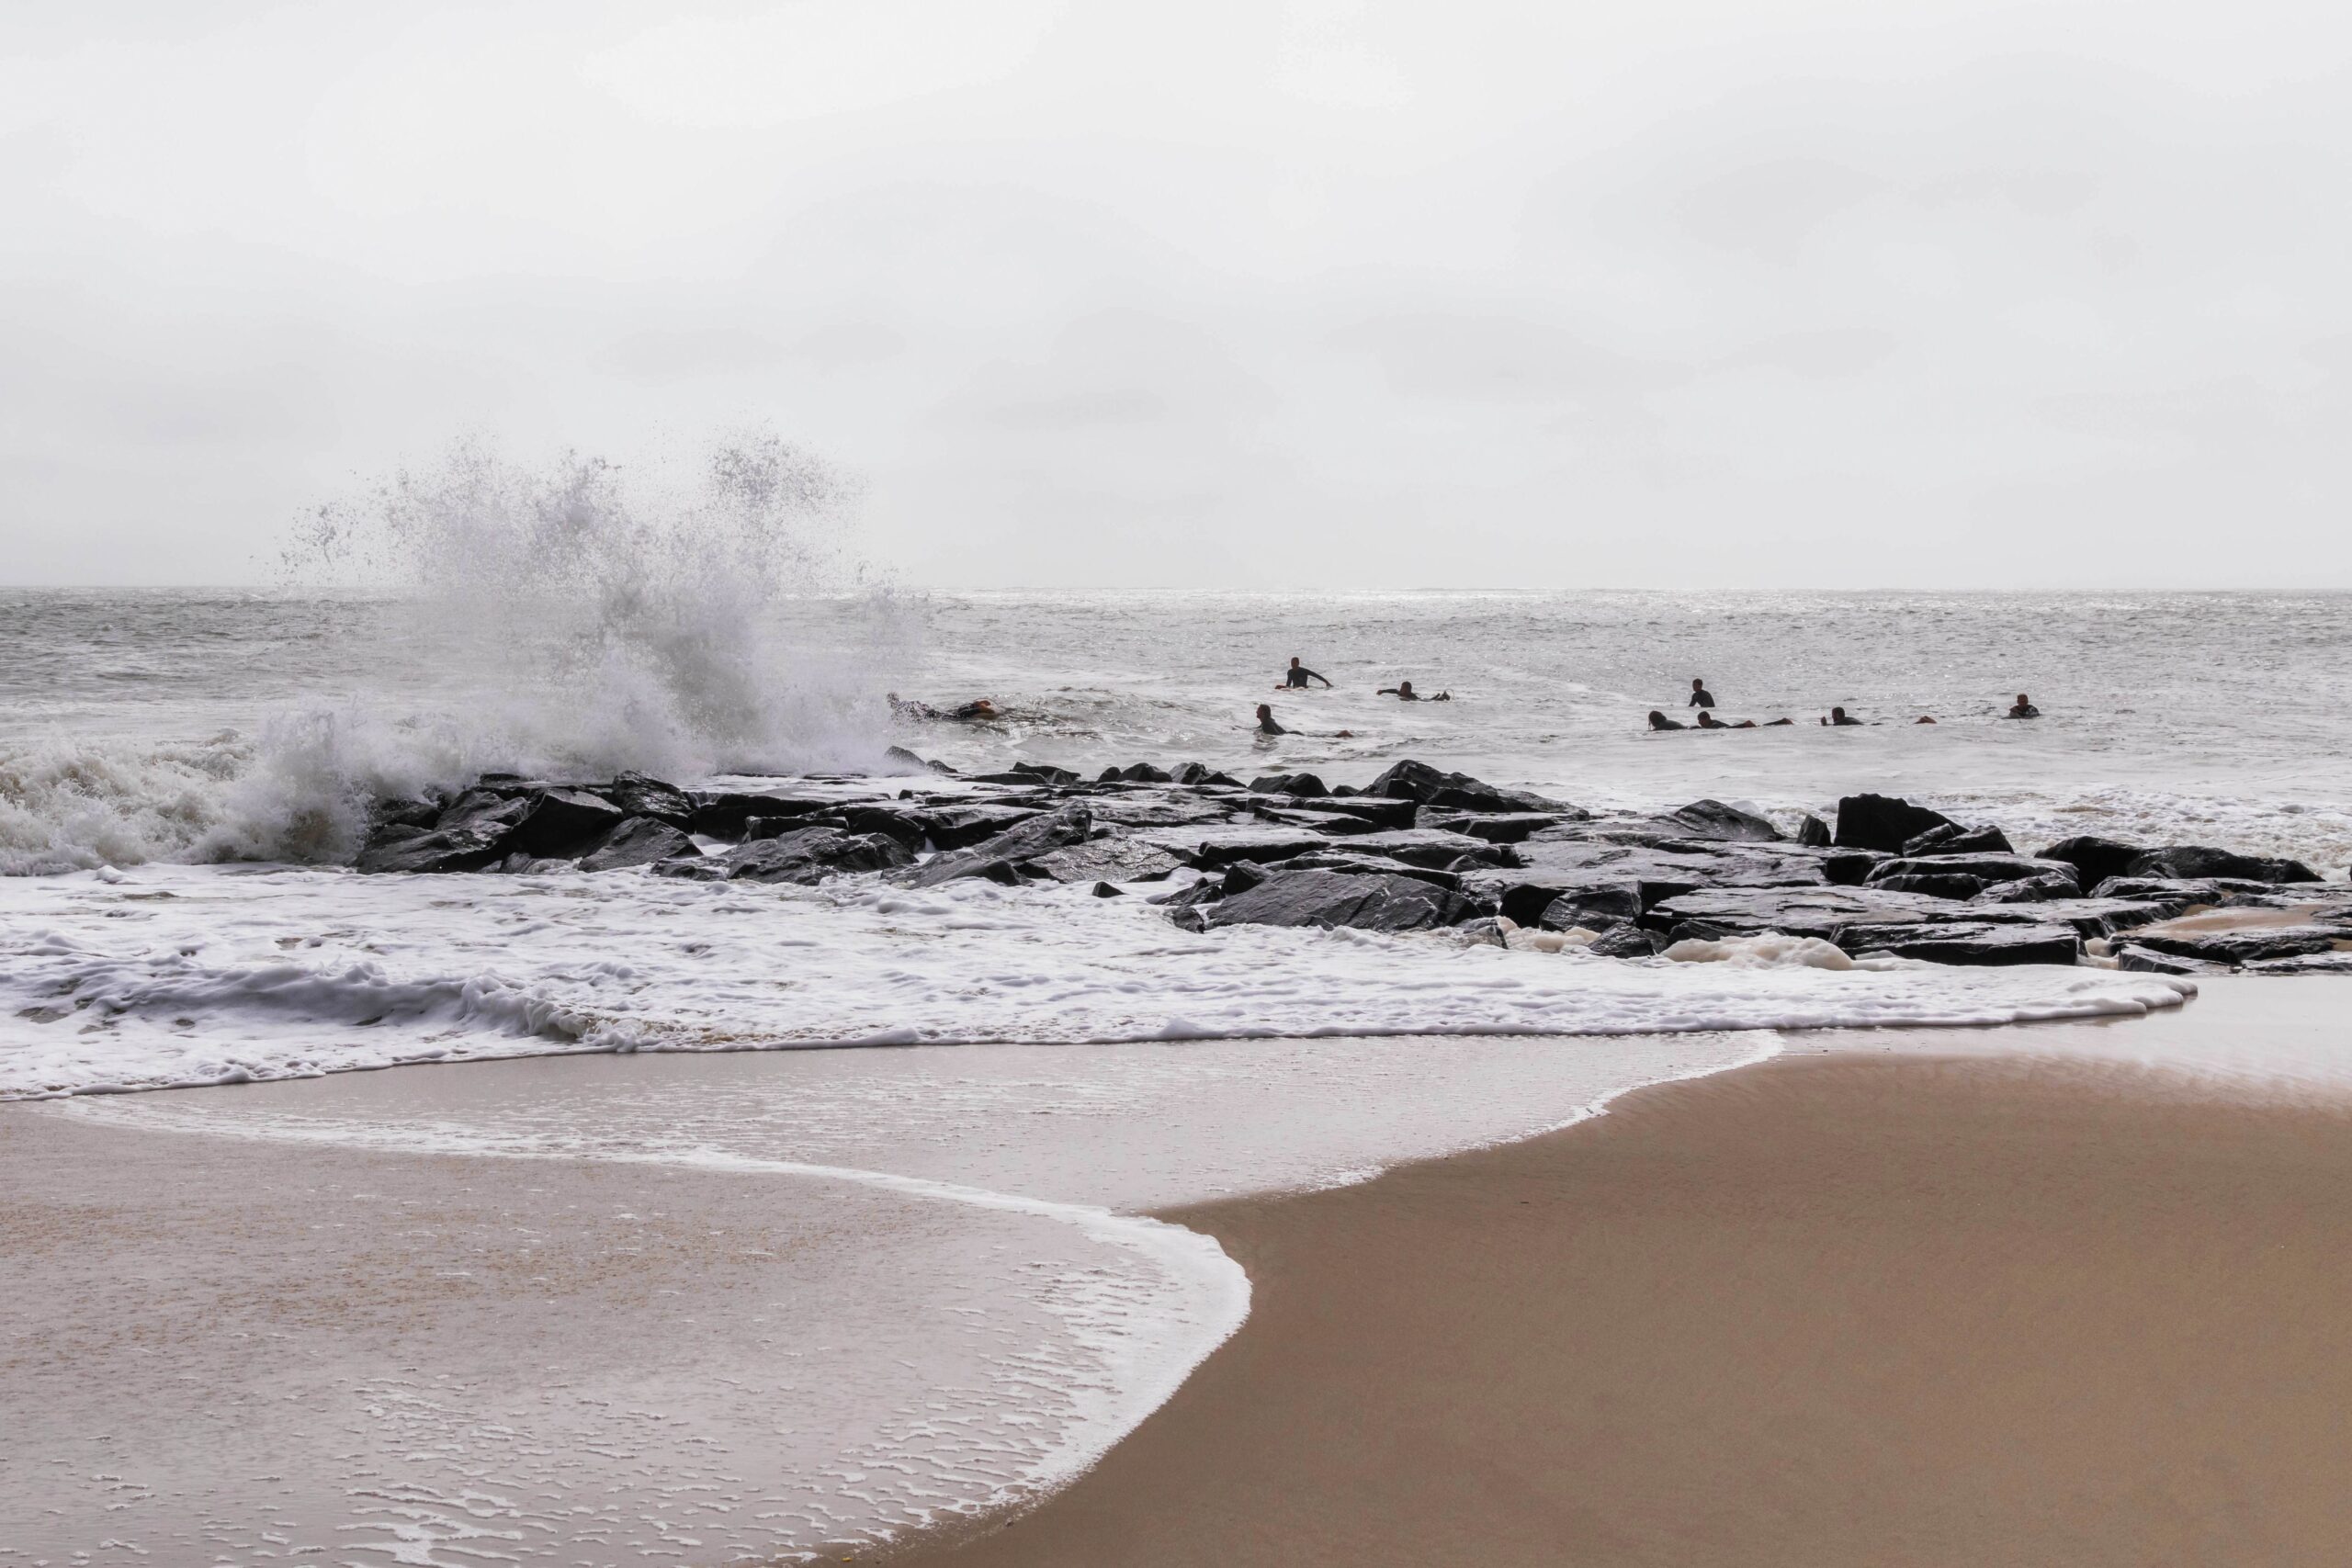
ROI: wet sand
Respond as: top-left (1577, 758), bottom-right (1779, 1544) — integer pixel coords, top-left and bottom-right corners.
top-left (901, 998), bottom-right (2352, 1566)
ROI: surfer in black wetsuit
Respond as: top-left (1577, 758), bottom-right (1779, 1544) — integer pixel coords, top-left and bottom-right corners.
top-left (1378, 680), bottom-right (1450, 702)
top-left (2007, 694), bottom-right (2041, 718)
top-left (1689, 678), bottom-right (1715, 708)
top-left (1279, 658), bottom-right (1331, 690)
top-left (1824, 705), bottom-right (1863, 726)
top-left (1694, 709), bottom-right (1730, 728)
top-left (1254, 704), bottom-right (1286, 735)
top-left (1647, 710), bottom-right (1686, 730)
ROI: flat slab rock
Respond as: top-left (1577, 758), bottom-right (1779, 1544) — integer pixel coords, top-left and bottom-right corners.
top-left (1182, 867), bottom-right (1476, 934)
top-left (1649, 886), bottom-right (1958, 941)
top-left (1835, 920), bottom-right (2083, 966)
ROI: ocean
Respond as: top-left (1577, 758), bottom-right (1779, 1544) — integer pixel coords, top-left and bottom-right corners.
top-left (0, 580), bottom-right (2329, 1563)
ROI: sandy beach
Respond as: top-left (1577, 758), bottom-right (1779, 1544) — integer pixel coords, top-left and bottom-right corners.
top-left (899, 980), bottom-right (2352, 1567)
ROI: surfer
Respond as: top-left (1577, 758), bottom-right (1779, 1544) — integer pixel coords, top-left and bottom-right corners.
top-left (1279, 658), bottom-right (1332, 690)
top-left (1254, 704), bottom-right (1286, 736)
top-left (1647, 710), bottom-right (1687, 730)
top-left (2007, 694), bottom-right (2041, 718)
top-left (1823, 706), bottom-right (1863, 727)
top-left (1689, 678), bottom-right (1715, 708)
top-left (1378, 681), bottom-right (1450, 702)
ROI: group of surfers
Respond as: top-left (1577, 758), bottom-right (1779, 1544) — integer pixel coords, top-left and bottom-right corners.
top-left (896, 665), bottom-right (2045, 741)
top-left (1647, 678), bottom-right (2042, 731)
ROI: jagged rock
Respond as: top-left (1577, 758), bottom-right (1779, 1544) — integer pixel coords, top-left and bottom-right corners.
top-left (2087, 874), bottom-right (2288, 905)
top-left (1589, 923), bottom-right (1666, 958)
top-left (1835, 920), bottom-right (2082, 966)
top-left (1308, 795), bottom-right (1420, 830)
top-left (2127, 926), bottom-right (2345, 964)
top-left (1833, 794), bottom-right (1956, 853)
top-left (904, 803), bottom-right (1047, 849)
top-left (604, 771), bottom-right (695, 826)
top-left (2124, 846), bottom-right (2321, 885)
top-left (728, 827), bottom-right (912, 884)
top-left (691, 792), bottom-right (829, 840)
top-left (2244, 952), bottom-right (2352, 975)
top-left (1193, 868), bottom-right (1476, 933)
top-left (1655, 799), bottom-right (1781, 842)
top-left (1274, 852), bottom-right (1465, 891)
top-left (1249, 773), bottom-right (1329, 797)
top-left (1900, 823), bottom-right (2013, 857)
top-left (1027, 838), bottom-right (1184, 884)
top-left (1538, 885), bottom-right (1642, 931)
top-left (492, 852), bottom-right (572, 874)
top-left (1416, 809), bottom-right (1571, 844)
top-left (1328, 828), bottom-right (1514, 870)
top-left (1089, 793), bottom-right (1235, 829)
top-left (355, 786), bottom-right (559, 874)
top-left (1141, 826), bottom-right (1336, 870)
top-left (1365, 760), bottom-right (1577, 816)
top-left (2115, 943), bottom-right (2231, 976)
top-left (1969, 873), bottom-right (2083, 904)
top-left (1170, 762), bottom-right (1217, 784)
top-left (1651, 886), bottom-right (1954, 942)
top-left (1010, 761), bottom-right (1080, 786)
top-left (370, 793), bottom-right (447, 831)
top-left (1866, 853), bottom-right (2081, 891)
top-left (651, 857), bottom-right (726, 881)
top-left (905, 804), bottom-right (1096, 887)
top-left (1795, 813), bottom-right (1833, 848)
top-left (1114, 762), bottom-right (1174, 784)
top-left (1871, 872), bottom-right (1991, 900)
top-left (1148, 875), bottom-right (1227, 910)
top-left (1988, 897), bottom-right (2179, 938)
top-left (579, 818), bottom-right (699, 874)
top-left (1091, 881), bottom-right (1124, 897)
top-left (1245, 803), bottom-right (1380, 837)
top-left (2035, 835), bottom-right (2144, 890)
top-left (881, 745), bottom-right (933, 774)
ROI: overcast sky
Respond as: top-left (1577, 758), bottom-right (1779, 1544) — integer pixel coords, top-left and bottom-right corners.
top-left (5, 0), bottom-right (2348, 589)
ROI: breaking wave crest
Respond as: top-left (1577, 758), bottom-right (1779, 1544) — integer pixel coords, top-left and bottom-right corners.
top-left (3, 432), bottom-right (910, 874)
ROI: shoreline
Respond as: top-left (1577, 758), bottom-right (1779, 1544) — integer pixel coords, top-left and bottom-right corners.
top-left (892, 979), bottom-right (2352, 1566)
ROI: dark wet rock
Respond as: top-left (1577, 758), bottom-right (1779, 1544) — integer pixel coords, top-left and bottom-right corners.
top-left (2087, 874), bottom-right (2287, 905)
top-left (881, 745), bottom-right (934, 774)
top-left (1481, 843), bottom-right (1824, 931)
top-left (1307, 795), bottom-right (1420, 831)
top-left (1086, 793), bottom-right (1236, 829)
top-left (2123, 846), bottom-right (2322, 885)
top-left (1027, 838), bottom-right (1184, 885)
top-left (691, 792), bottom-right (829, 840)
top-left (1969, 873), bottom-right (2085, 905)
top-left (1538, 885), bottom-right (1642, 931)
top-left (650, 856), bottom-right (726, 882)
top-left (1170, 762), bottom-right (1217, 784)
top-left (728, 827), bottom-right (912, 884)
top-left (1651, 886), bottom-right (1954, 942)
top-left (1416, 809), bottom-right (1571, 844)
top-left (1141, 826), bottom-right (1336, 870)
top-left (1116, 762), bottom-right (1174, 784)
top-left (2035, 835), bottom-right (2144, 891)
top-left (495, 787), bottom-right (625, 858)
top-left (1330, 828), bottom-right (1514, 870)
top-left (2114, 943), bottom-right (2230, 976)
top-left (1871, 872), bottom-right (1991, 900)
top-left (579, 818), bottom-right (699, 874)
top-left (1148, 875), bottom-right (1227, 910)
top-left (1091, 881), bottom-right (1125, 897)
top-left (1589, 923), bottom-right (1667, 959)
top-left (2243, 951), bottom-right (2352, 975)
top-left (1866, 853), bottom-right (2080, 891)
top-left (1819, 850), bottom-right (1884, 886)
top-left (905, 803), bottom-right (1047, 850)
top-left (2127, 926), bottom-right (2345, 964)
top-left (1193, 868), bottom-right (1476, 933)
top-left (1900, 822), bottom-right (2013, 857)
top-left (356, 787), bottom-right (538, 874)
top-left (1992, 897), bottom-right (2178, 939)
top-left (820, 805), bottom-right (935, 850)
top-left (1656, 799), bottom-right (1781, 842)
top-left (371, 793), bottom-right (448, 831)
top-left (1244, 803), bottom-right (1380, 837)
top-left (1249, 773), bottom-right (1329, 797)
top-left (602, 772), bottom-right (695, 826)
top-left (1833, 794), bottom-right (1957, 853)
top-left (1456, 916), bottom-right (1512, 948)
top-left (905, 805), bottom-right (1096, 887)
top-left (1366, 760), bottom-right (1577, 817)
top-left (1272, 852), bottom-right (1465, 891)
top-left (1835, 920), bottom-right (2082, 966)
top-left (1795, 813), bottom-right (1832, 848)
top-left (1010, 761), bottom-right (1080, 786)
top-left (492, 852), bottom-right (573, 874)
